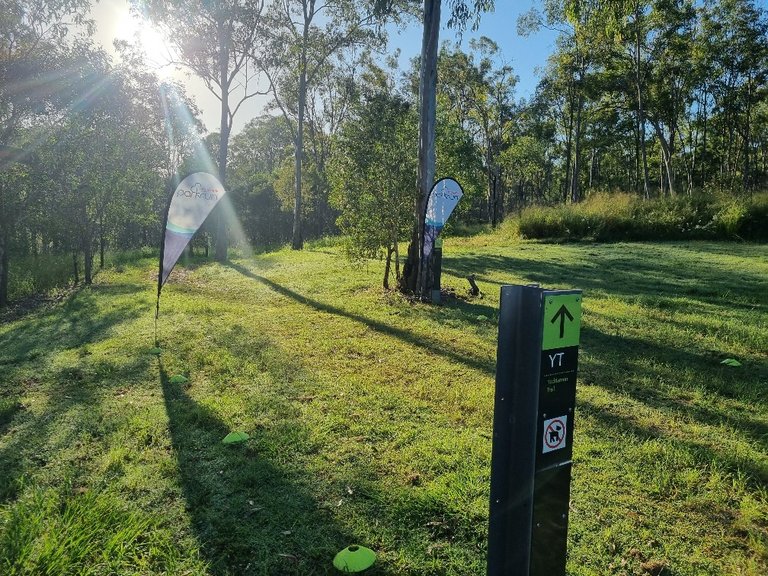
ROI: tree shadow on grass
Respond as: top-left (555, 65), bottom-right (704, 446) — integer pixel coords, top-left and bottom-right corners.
top-left (584, 393), bottom-right (768, 491)
top-left (225, 262), bottom-right (496, 377)
top-left (443, 249), bottom-right (767, 311)
top-left (0, 287), bottom-right (142, 369)
top-left (0, 348), bottom-right (161, 500)
top-left (0, 288), bottom-right (144, 502)
top-left (158, 360), bottom-right (354, 576)
top-left (579, 323), bottom-right (768, 484)
top-left (0, 400), bottom-right (21, 435)
top-left (586, 328), bottom-right (766, 452)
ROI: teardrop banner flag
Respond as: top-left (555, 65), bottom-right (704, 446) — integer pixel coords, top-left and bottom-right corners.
top-left (157, 172), bottom-right (226, 304)
top-left (423, 177), bottom-right (463, 260)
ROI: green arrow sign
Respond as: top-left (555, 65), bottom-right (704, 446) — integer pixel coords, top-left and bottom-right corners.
top-left (542, 292), bottom-right (582, 350)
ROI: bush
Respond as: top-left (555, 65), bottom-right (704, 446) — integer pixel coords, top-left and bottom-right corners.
top-left (516, 192), bottom-right (768, 242)
top-left (715, 193), bottom-right (768, 241)
top-left (9, 253), bottom-right (75, 301)
top-left (7, 248), bottom-right (158, 303)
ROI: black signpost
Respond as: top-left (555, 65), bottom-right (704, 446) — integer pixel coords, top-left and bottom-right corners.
top-left (488, 285), bottom-right (582, 576)
top-left (431, 237), bottom-right (443, 304)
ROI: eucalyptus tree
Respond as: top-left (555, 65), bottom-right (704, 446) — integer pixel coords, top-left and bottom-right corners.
top-left (134, 0), bottom-right (267, 261)
top-left (609, 0), bottom-right (768, 197)
top-left (328, 83), bottom-right (418, 289)
top-left (434, 100), bottom-right (485, 222)
top-left (590, 0), bottom-right (697, 198)
top-left (643, 0), bottom-right (697, 197)
top-left (255, 0), bottom-right (398, 250)
top-left (503, 82), bottom-right (559, 208)
top-left (301, 58), bottom-right (364, 238)
top-left (438, 38), bottom-right (516, 226)
top-left (0, 159), bottom-right (32, 306)
top-left (266, 53), bottom-right (366, 242)
top-left (400, 0), bottom-right (493, 297)
top-left (29, 44), bottom-right (113, 286)
top-left (0, 0), bottom-right (93, 148)
top-left (616, 0), bottom-right (653, 199)
top-left (518, 0), bottom-right (601, 203)
top-left (34, 43), bottom-right (174, 286)
top-left (105, 47), bottom-right (203, 259)
top-left (0, 0), bottom-right (93, 306)
top-left (227, 115), bottom-right (294, 247)
top-left (702, 0), bottom-right (768, 194)
top-left (500, 136), bottom-right (550, 207)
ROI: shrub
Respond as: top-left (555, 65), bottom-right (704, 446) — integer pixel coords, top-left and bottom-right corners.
top-left (716, 193), bottom-right (768, 241)
top-left (518, 205), bottom-right (568, 239)
top-left (7, 248), bottom-right (158, 303)
top-left (9, 254), bottom-right (75, 301)
top-left (516, 193), bottom-right (768, 242)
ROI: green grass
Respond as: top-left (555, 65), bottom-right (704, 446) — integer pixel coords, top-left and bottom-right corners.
top-left (1, 234), bottom-right (767, 575)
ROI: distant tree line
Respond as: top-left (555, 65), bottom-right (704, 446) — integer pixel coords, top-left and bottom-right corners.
top-left (515, 0), bottom-right (768, 207)
top-left (2, 0), bottom-right (767, 305)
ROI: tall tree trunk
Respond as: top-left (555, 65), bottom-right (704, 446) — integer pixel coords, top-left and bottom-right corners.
top-left (497, 166), bottom-right (505, 222)
top-left (293, 67), bottom-right (306, 250)
top-left (394, 239), bottom-right (400, 281)
top-left (571, 90), bottom-right (584, 203)
top-left (743, 79), bottom-right (753, 194)
top-left (292, 6), bottom-right (313, 252)
top-left (0, 229), bottom-right (8, 307)
top-left (487, 147), bottom-right (496, 226)
top-left (400, 0), bottom-right (440, 297)
top-left (83, 233), bottom-right (93, 285)
top-left (99, 215), bottom-right (105, 269)
top-left (650, 119), bottom-right (675, 196)
top-left (383, 245), bottom-right (393, 290)
top-left (635, 26), bottom-right (650, 199)
top-left (563, 83), bottom-right (575, 203)
top-left (634, 107), bottom-right (641, 195)
top-left (72, 251), bottom-right (79, 286)
top-left (215, 20), bottom-right (230, 262)
top-left (701, 90), bottom-right (709, 188)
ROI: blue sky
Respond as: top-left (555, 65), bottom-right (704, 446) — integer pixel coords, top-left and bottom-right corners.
top-left (92, 0), bottom-right (560, 134)
top-left (388, 1), bottom-right (559, 101)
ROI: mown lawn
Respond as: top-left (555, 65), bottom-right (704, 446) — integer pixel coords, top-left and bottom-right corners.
top-left (1, 235), bottom-right (766, 575)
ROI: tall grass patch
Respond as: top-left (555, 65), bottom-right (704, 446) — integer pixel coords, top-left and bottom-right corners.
top-left (517, 192), bottom-right (768, 241)
top-left (0, 487), bottom-right (184, 575)
top-left (7, 253), bottom-right (76, 301)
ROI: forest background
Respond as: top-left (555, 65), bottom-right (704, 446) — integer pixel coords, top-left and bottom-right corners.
top-left (1, 0), bottom-right (767, 307)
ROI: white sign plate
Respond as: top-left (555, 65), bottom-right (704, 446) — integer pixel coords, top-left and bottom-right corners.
top-left (543, 415), bottom-right (568, 453)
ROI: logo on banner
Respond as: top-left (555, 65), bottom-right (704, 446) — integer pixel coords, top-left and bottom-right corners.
top-left (543, 416), bottom-right (567, 453)
top-left (159, 172), bottom-right (227, 289)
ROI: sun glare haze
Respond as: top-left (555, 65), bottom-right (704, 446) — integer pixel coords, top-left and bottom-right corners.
top-left (113, 5), bottom-right (177, 79)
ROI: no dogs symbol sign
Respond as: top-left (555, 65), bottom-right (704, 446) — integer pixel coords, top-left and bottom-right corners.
top-left (543, 416), bottom-right (567, 453)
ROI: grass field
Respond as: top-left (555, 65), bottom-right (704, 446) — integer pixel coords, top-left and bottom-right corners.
top-left (1, 234), bottom-right (767, 575)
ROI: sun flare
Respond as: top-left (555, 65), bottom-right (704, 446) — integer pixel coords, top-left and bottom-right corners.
top-left (116, 10), bottom-right (177, 79)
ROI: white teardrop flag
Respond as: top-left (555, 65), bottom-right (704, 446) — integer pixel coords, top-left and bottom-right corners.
top-left (158, 172), bottom-right (226, 291)
top-left (423, 177), bottom-right (463, 259)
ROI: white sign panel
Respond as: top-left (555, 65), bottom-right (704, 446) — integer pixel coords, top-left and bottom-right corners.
top-left (542, 415), bottom-right (567, 453)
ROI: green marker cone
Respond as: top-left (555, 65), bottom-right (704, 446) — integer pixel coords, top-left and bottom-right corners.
top-left (333, 545), bottom-right (376, 573)
top-left (222, 431), bottom-right (249, 444)
top-left (149, 347), bottom-right (162, 355)
top-left (169, 375), bottom-right (189, 384)
top-left (721, 358), bottom-right (742, 367)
